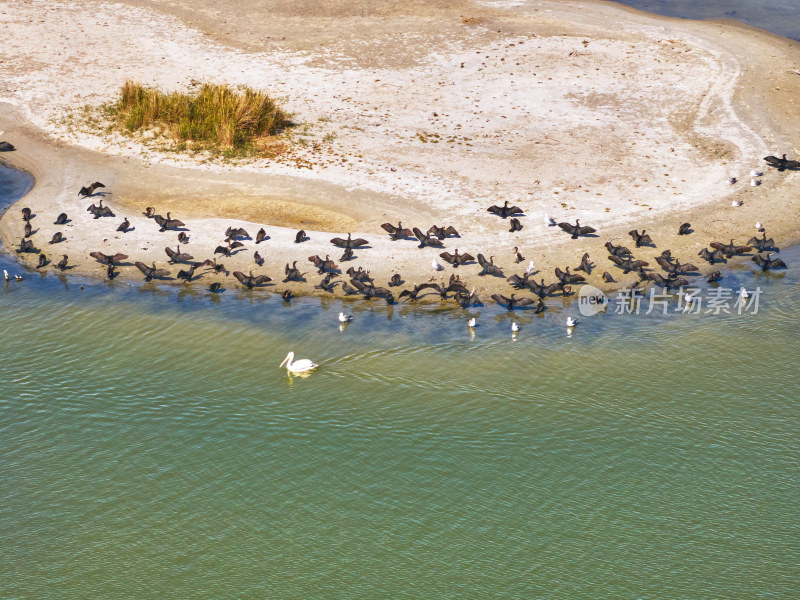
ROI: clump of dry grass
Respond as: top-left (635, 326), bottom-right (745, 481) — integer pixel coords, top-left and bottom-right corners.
top-left (107, 80), bottom-right (292, 155)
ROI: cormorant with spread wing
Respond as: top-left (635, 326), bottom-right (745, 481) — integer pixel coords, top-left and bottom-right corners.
top-left (558, 219), bottom-right (596, 239)
top-left (487, 200), bottom-right (523, 218)
top-left (477, 254), bottom-right (504, 277)
top-left (554, 266), bottom-right (585, 284)
top-left (233, 271), bottom-right (272, 289)
top-left (225, 227), bottom-right (249, 240)
top-left (763, 154), bottom-right (800, 171)
top-left (78, 182), bottom-right (105, 197)
top-left (491, 293), bottom-right (537, 309)
top-left (605, 241), bottom-right (632, 257)
top-left (629, 229), bottom-right (654, 247)
top-left (381, 221), bottom-right (414, 240)
top-left (698, 247), bottom-right (726, 264)
top-left (752, 253), bottom-right (787, 271)
top-left (283, 261), bottom-right (304, 282)
top-left (710, 239), bottom-right (752, 258)
top-left (154, 212), bottom-right (185, 232)
top-left (412, 227), bottom-right (444, 248)
top-left (439, 249), bottom-right (475, 267)
top-left (428, 225), bottom-right (460, 238)
top-left (747, 233), bottom-right (777, 253)
top-left (608, 254), bottom-right (649, 274)
top-left (330, 233), bottom-right (369, 248)
top-left (135, 261), bottom-right (170, 281)
top-left (90, 251), bottom-right (128, 265)
top-left (164, 245), bottom-right (193, 264)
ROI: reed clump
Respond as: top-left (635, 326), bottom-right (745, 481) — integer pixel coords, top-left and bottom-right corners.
top-left (108, 80), bottom-right (292, 155)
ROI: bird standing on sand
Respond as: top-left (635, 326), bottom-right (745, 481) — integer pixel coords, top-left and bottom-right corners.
top-left (432, 257), bottom-right (443, 272)
top-left (525, 261), bottom-right (535, 276)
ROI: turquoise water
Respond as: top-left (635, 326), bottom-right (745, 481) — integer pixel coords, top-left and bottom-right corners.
top-left (2, 159), bottom-right (799, 598)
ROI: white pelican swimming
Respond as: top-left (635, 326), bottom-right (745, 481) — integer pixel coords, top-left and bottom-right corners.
top-left (566, 317), bottom-right (577, 327)
top-left (338, 312), bottom-right (352, 323)
top-left (280, 351), bottom-right (318, 373)
top-left (467, 317), bottom-right (476, 328)
top-left (511, 321), bottom-right (520, 332)
top-left (739, 287), bottom-right (750, 299)
top-left (525, 260), bottom-right (535, 275)
top-left (432, 257), bottom-right (443, 272)
top-left (3, 269), bottom-right (8, 281)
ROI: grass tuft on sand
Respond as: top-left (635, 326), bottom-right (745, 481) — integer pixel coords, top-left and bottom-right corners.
top-left (106, 80), bottom-right (293, 156)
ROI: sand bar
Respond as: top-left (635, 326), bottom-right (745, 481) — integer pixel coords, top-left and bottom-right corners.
top-left (1, 0), bottom-right (799, 298)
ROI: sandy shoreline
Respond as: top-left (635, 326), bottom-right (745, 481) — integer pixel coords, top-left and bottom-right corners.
top-left (1, 0), bottom-right (799, 301)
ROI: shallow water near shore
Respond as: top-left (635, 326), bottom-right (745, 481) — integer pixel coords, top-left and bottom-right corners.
top-left (614, 0), bottom-right (800, 41)
top-left (2, 155), bottom-right (800, 598)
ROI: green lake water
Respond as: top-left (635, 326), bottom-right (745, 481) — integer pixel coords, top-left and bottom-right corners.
top-left (2, 160), bottom-right (799, 596)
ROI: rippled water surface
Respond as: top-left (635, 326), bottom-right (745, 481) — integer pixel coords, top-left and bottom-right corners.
top-left (2, 109), bottom-right (800, 600)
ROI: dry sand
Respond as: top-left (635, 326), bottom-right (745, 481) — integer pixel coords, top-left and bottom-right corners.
top-left (1, 0), bottom-right (799, 300)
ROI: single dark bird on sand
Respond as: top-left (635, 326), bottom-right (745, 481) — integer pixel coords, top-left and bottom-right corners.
top-left (427, 225), bottom-right (460, 238)
top-left (487, 200), bottom-right (523, 219)
top-left (558, 219), bottom-right (596, 239)
top-left (90, 251), bottom-right (128, 265)
top-left (381, 222), bottom-right (414, 240)
top-left (629, 229), bottom-right (654, 247)
top-left (763, 154), bottom-right (800, 171)
top-left (331, 233), bottom-right (369, 248)
top-left (78, 182), bottom-right (105, 197)
top-left (412, 227), bottom-right (444, 249)
top-left (439, 249), bottom-right (475, 268)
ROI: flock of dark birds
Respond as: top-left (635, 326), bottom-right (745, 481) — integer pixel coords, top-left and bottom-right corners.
top-left (8, 152), bottom-right (796, 311)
